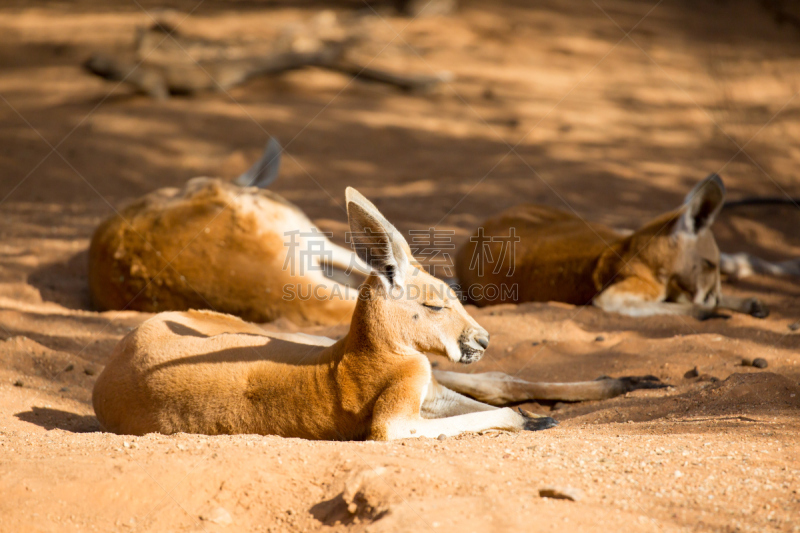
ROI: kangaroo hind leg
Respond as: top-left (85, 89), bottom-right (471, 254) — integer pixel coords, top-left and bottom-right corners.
top-left (432, 370), bottom-right (668, 406)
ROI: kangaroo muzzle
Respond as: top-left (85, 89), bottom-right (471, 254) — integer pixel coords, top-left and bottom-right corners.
top-left (458, 329), bottom-right (490, 364)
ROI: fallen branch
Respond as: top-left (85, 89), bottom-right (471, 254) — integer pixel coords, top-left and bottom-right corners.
top-left (83, 22), bottom-right (448, 98)
top-left (323, 58), bottom-right (451, 93)
top-left (84, 42), bottom-right (346, 99)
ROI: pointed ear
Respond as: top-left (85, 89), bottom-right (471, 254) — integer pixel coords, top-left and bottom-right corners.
top-left (234, 138), bottom-right (282, 189)
top-left (346, 187), bottom-right (412, 290)
top-left (673, 173), bottom-right (726, 236)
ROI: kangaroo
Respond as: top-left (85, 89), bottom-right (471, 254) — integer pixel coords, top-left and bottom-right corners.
top-left (88, 140), bottom-right (370, 326)
top-left (93, 188), bottom-right (567, 440)
top-left (456, 174), bottom-right (769, 320)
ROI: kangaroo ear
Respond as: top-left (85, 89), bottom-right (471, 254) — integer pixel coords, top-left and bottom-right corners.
top-left (674, 173), bottom-right (726, 236)
top-left (234, 138), bottom-right (282, 189)
top-left (345, 187), bottom-right (412, 291)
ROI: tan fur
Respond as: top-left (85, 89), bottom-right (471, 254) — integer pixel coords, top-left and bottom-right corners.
top-left (89, 177), bottom-right (368, 325)
top-left (93, 188), bottom-right (557, 440)
top-left (457, 175), bottom-right (768, 319)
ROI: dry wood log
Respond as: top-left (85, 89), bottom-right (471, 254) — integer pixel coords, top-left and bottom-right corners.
top-left (85, 43), bottom-right (345, 99)
top-left (84, 23), bottom-right (448, 97)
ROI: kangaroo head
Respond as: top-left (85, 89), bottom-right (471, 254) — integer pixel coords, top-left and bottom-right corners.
top-left (629, 174), bottom-right (725, 307)
top-left (345, 187), bottom-right (490, 363)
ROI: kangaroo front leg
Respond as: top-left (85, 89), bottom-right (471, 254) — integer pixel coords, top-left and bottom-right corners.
top-left (386, 409), bottom-right (557, 440)
top-left (433, 370), bottom-right (667, 405)
top-left (594, 282), bottom-right (725, 320)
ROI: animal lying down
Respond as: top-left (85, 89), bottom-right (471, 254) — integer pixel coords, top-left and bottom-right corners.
top-left (92, 188), bottom-right (666, 440)
top-left (90, 137), bottom-right (794, 326)
top-left (457, 174), bottom-right (776, 320)
top-left (88, 139), bottom-right (371, 326)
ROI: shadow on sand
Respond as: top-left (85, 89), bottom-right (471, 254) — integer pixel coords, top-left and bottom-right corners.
top-left (15, 406), bottom-right (101, 433)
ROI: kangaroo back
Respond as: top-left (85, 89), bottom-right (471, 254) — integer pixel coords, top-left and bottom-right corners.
top-left (88, 178), bottom-right (367, 325)
top-left (92, 310), bottom-right (352, 437)
top-left (456, 204), bottom-right (622, 305)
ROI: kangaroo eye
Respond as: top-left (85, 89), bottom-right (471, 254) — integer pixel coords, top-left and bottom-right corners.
top-left (702, 259), bottom-right (717, 270)
top-left (422, 303), bottom-right (444, 311)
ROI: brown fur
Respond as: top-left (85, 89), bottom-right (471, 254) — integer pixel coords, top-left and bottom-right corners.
top-left (457, 175), bottom-right (768, 319)
top-left (93, 188), bottom-right (557, 440)
top-left (88, 177), bottom-right (365, 325)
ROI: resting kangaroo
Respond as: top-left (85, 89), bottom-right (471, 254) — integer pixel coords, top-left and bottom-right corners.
top-left (88, 140), bottom-right (369, 325)
top-left (93, 188), bottom-right (569, 439)
top-left (457, 174), bottom-right (769, 320)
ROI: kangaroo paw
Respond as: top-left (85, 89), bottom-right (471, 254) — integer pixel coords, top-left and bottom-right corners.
top-left (695, 308), bottom-right (731, 321)
top-left (616, 375), bottom-right (670, 392)
top-left (518, 408), bottom-right (558, 431)
top-left (743, 298), bottom-right (769, 319)
top-left (594, 375), bottom-right (670, 397)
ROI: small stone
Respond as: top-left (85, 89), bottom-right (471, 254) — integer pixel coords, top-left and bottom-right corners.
top-left (13, 379), bottom-right (24, 387)
top-left (84, 366), bottom-right (97, 376)
top-left (697, 374), bottom-right (719, 383)
top-left (789, 321), bottom-right (800, 332)
top-left (741, 358), bottom-right (753, 367)
top-left (684, 367), bottom-right (699, 379)
top-left (752, 358), bottom-right (768, 369)
top-left (531, 341), bottom-right (540, 346)
top-left (595, 336), bottom-right (605, 342)
top-left (539, 486), bottom-right (583, 501)
top-left (59, 386), bottom-right (69, 392)
top-left (200, 507), bottom-right (232, 526)
top-left (64, 364), bottom-right (74, 372)
top-left (552, 402), bottom-right (567, 411)
top-left (437, 434), bottom-right (447, 441)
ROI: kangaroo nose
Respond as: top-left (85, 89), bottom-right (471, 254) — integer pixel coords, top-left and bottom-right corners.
top-left (475, 335), bottom-right (490, 350)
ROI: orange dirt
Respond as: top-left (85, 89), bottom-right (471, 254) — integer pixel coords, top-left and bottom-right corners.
top-left (1, 1), bottom-right (799, 532)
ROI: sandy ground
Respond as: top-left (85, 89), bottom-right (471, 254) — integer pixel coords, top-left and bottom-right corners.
top-left (1, 0), bottom-right (800, 531)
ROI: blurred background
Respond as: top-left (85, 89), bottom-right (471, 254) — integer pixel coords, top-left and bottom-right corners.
top-left (1, 0), bottom-right (800, 318)
top-left (2, 5), bottom-right (800, 530)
